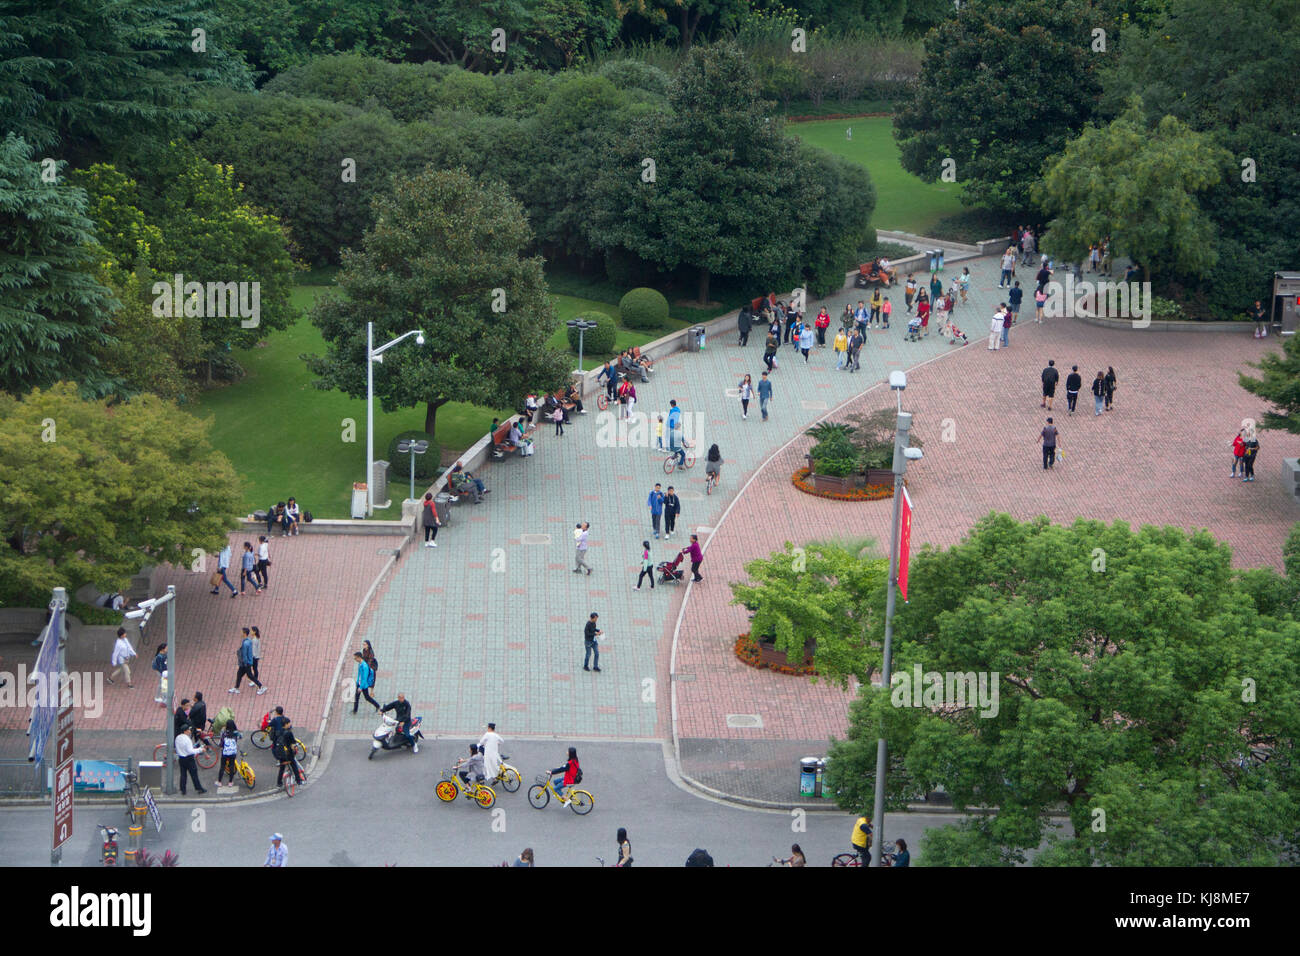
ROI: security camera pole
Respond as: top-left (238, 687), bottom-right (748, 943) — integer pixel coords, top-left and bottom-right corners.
top-left (871, 372), bottom-right (922, 866)
top-left (366, 322), bottom-right (426, 516)
top-left (127, 586), bottom-right (177, 792)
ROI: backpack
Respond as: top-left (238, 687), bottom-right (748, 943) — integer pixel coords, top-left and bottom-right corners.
top-left (303, 511), bottom-right (313, 523)
top-left (574, 765), bottom-right (583, 785)
top-left (151, 652), bottom-right (166, 673)
top-left (685, 848), bottom-right (714, 867)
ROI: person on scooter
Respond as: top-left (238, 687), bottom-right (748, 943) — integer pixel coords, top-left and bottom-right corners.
top-left (380, 693), bottom-right (415, 750)
top-left (550, 746), bottom-right (580, 802)
top-left (456, 744), bottom-right (486, 787)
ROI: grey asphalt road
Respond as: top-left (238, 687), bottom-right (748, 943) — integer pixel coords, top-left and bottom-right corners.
top-left (0, 738), bottom-right (961, 867)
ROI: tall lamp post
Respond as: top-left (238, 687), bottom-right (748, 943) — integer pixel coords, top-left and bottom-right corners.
top-left (367, 322), bottom-right (425, 516)
top-left (870, 371), bottom-right (923, 866)
top-left (396, 438), bottom-right (429, 503)
top-left (125, 587), bottom-right (177, 793)
top-left (567, 319), bottom-right (598, 375)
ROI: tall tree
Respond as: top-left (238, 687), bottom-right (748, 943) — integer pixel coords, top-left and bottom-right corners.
top-left (0, 135), bottom-right (118, 397)
top-left (0, 383), bottom-right (242, 605)
top-left (589, 42), bottom-right (822, 303)
top-left (894, 0), bottom-right (1121, 213)
top-left (0, 0), bottom-right (252, 165)
top-left (1240, 336), bottom-right (1300, 435)
top-left (826, 514), bottom-right (1300, 865)
top-left (306, 167), bottom-right (570, 437)
top-left (1034, 99), bottom-right (1229, 282)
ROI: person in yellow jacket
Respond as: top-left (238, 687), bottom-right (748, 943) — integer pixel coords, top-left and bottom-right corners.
top-left (850, 815), bottom-right (873, 861)
top-left (833, 328), bottom-right (849, 371)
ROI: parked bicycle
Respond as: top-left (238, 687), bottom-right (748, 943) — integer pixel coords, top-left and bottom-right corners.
top-left (231, 749), bottom-right (256, 790)
top-left (121, 770), bottom-right (145, 822)
top-left (99, 825), bottom-right (119, 866)
top-left (527, 773), bottom-right (593, 814)
top-left (154, 728), bottom-right (218, 769)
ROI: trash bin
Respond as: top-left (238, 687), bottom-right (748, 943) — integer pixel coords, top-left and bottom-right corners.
top-left (814, 758), bottom-right (827, 798)
top-left (928, 249), bottom-right (939, 272)
top-left (935, 248), bottom-right (945, 271)
top-left (687, 326), bottom-right (705, 352)
top-left (799, 757), bottom-right (818, 797)
top-left (433, 493), bottom-right (452, 526)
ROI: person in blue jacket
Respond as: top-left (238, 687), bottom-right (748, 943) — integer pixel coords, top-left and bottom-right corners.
top-left (353, 652), bottom-right (378, 714)
top-left (647, 483), bottom-right (665, 539)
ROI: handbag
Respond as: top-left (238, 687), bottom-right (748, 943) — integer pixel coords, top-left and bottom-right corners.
top-left (209, 571), bottom-right (221, 586)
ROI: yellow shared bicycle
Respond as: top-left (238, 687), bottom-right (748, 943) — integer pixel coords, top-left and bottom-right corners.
top-left (435, 765), bottom-right (496, 809)
top-left (527, 773), bottom-right (593, 814)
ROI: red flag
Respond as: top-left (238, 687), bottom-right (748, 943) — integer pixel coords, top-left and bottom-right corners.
top-left (898, 487), bottom-right (913, 602)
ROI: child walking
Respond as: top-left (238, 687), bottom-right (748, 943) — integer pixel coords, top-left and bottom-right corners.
top-left (655, 415), bottom-right (665, 450)
top-left (552, 405), bottom-right (564, 436)
top-left (634, 541), bottom-right (655, 591)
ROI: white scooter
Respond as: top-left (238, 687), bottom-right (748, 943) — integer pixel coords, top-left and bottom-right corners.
top-left (369, 713), bottom-right (424, 759)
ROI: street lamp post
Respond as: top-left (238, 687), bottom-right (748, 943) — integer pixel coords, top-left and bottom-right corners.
top-left (870, 372), bottom-right (922, 866)
top-left (396, 439), bottom-right (429, 503)
top-left (125, 587), bottom-right (177, 792)
top-left (366, 322), bottom-right (425, 516)
top-left (567, 319), bottom-right (598, 375)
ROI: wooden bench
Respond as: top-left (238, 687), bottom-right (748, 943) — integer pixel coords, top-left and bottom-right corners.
top-left (492, 420), bottom-right (536, 459)
top-left (854, 263), bottom-right (895, 288)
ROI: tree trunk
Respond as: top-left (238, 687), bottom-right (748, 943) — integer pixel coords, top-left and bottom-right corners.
top-left (424, 401), bottom-right (440, 437)
top-left (697, 265), bottom-right (710, 305)
top-left (681, 9), bottom-right (700, 51)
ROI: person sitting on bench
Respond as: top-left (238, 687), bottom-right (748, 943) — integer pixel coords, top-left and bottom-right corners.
top-left (450, 461), bottom-right (487, 502)
top-left (563, 382), bottom-right (585, 415)
top-left (619, 350), bottom-right (649, 383)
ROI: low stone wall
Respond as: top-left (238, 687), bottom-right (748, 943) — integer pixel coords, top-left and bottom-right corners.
top-left (1070, 314), bottom-right (1255, 333)
top-left (0, 608), bottom-right (47, 641)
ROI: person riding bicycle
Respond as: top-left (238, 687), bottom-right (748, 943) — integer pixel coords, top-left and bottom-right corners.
top-left (667, 401), bottom-right (686, 466)
top-left (775, 843), bottom-right (806, 867)
top-left (273, 717), bottom-right (304, 787)
top-left (850, 815), bottom-right (873, 861)
top-left (891, 838), bottom-right (910, 867)
top-left (705, 444), bottom-right (723, 485)
top-left (456, 744), bottom-right (486, 787)
top-left (380, 693), bottom-right (414, 749)
top-left (550, 746), bottom-right (580, 802)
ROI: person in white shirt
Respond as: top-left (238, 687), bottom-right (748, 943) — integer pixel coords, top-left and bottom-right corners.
top-left (108, 628), bottom-right (136, 687)
top-left (213, 543), bottom-right (237, 597)
top-left (284, 498), bottom-right (301, 536)
top-left (574, 522), bottom-right (592, 575)
top-left (256, 536), bottom-right (271, 589)
top-left (478, 723), bottom-right (504, 782)
top-left (265, 834), bottom-right (288, 867)
top-left (175, 728), bottom-right (207, 794)
top-left (988, 311), bottom-right (1004, 350)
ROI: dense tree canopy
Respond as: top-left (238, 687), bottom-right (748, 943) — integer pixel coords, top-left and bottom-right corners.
top-left (826, 514), bottom-right (1300, 865)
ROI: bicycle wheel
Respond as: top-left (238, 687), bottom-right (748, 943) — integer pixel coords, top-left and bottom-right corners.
top-left (706, 475), bottom-right (714, 495)
top-left (662, 456), bottom-right (675, 475)
top-left (499, 767), bottom-right (521, 793)
top-left (684, 452), bottom-right (696, 469)
top-left (831, 853), bottom-right (860, 867)
top-left (197, 742), bottom-right (219, 770)
top-left (241, 764), bottom-right (256, 790)
top-left (282, 766), bottom-right (295, 797)
top-left (152, 743), bottom-right (165, 763)
top-left (568, 790), bottom-right (594, 815)
top-left (434, 780), bottom-right (456, 802)
top-left (474, 786), bottom-right (496, 809)
top-left (527, 785), bottom-right (550, 809)
top-left (250, 729), bottom-right (271, 749)
top-left (292, 739), bottom-right (307, 763)
top-left (596, 394), bottom-right (609, 411)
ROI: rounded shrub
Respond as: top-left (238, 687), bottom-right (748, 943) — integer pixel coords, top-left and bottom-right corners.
top-left (387, 430), bottom-right (440, 482)
top-left (619, 287), bottom-right (670, 331)
top-left (566, 311), bottom-right (617, 355)
top-left (597, 60), bottom-right (671, 97)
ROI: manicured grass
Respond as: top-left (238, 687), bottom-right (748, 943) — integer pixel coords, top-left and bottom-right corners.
top-left (788, 116), bottom-right (966, 235)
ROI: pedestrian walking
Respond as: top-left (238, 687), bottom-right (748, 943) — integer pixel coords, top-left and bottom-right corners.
top-left (999, 249), bottom-right (1015, 287)
top-left (151, 643), bottom-right (167, 703)
top-left (833, 328), bottom-right (848, 369)
top-left (815, 307), bottom-right (830, 347)
top-left (1039, 418), bottom-right (1059, 470)
top-left (362, 640), bottom-right (378, 689)
top-left (176, 727), bottom-right (207, 795)
top-left (647, 484), bottom-right (665, 539)
top-left (1252, 299), bottom-right (1268, 338)
top-left (758, 371), bottom-right (773, 420)
top-left (1021, 229), bottom-right (1036, 265)
top-left (763, 330), bottom-right (777, 371)
top-left (682, 533), bottom-right (704, 582)
top-left (1001, 306), bottom-right (1013, 347)
top-left (654, 414), bottom-right (665, 450)
top-left (256, 536), bottom-right (271, 589)
top-left (1008, 281), bottom-right (1022, 324)
top-left (959, 267), bottom-right (971, 304)
top-left (738, 374), bottom-right (753, 419)
top-left (1088, 371), bottom-right (1104, 416)
top-left (1103, 366), bottom-right (1117, 411)
top-left (904, 275), bottom-right (916, 313)
top-left (1035, 260), bottom-right (1052, 294)
top-left (583, 613), bottom-right (601, 672)
top-left (1231, 429), bottom-right (1246, 477)
top-left (799, 323), bottom-right (814, 361)
top-left (614, 827), bottom-right (634, 867)
top-left (511, 848), bottom-right (535, 867)
top-left (229, 627), bottom-right (266, 695)
top-left (107, 627), bottom-right (136, 687)
top-left (1065, 366), bottom-right (1082, 414)
top-left (1242, 432), bottom-right (1259, 482)
top-left (917, 294), bottom-right (931, 338)
top-left (881, 297), bottom-right (892, 330)
top-left (239, 541), bottom-right (261, 595)
top-left (212, 543), bottom-right (238, 597)
top-left (737, 306), bottom-right (752, 347)
top-left (848, 328), bottom-right (864, 372)
top-left (248, 626), bottom-right (264, 686)
top-left (870, 288), bottom-right (883, 327)
top-left (352, 652), bottom-right (379, 714)
top-left (988, 311), bottom-right (1002, 350)
top-left (1041, 360), bottom-right (1059, 409)
top-left (574, 521), bottom-right (592, 575)
top-left (217, 719), bottom-right (240, 789)
top-left (422, 492), bottom-right (440, 548)
top-left (663, 486), bottom-right (680, 538)
top-left (634, 541), bottom-right (655, 591)
top-left (264, 834), bottom-right (288, 867)
top-left (1034, 286), bottom-right (1047, 323)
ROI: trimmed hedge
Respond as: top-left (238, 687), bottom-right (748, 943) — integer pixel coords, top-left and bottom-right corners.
top-left (566, 310), bottom-right (617, 355)
top-left (386, 430), bottom-right (440, 483)
top-left (619, 287), bottom-right (670, 331)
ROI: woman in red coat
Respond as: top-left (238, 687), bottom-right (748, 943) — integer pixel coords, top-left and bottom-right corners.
top-left (550, 746), bottom-right (580, 800)
top-left (814, 308), bottom-right (831, 348)
top-left (1232, 430), bottom-right (1246, 478)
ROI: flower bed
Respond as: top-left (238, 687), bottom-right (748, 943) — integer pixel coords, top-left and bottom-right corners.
top-left (734, 633), bottom-right (818, 677)
top-left (792, 467), bottom-right (894, 501)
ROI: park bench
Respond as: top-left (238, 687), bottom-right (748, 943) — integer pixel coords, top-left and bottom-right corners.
top-left (492, 420), bottom-right (536, 459)
top-left (854, 261), bottom-right (895, 289)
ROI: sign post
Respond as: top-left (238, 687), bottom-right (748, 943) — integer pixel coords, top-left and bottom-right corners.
top-left (52, 705), bottom-right (74, 863)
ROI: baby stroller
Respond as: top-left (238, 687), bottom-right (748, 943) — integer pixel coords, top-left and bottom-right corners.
top-left (904, 314), bottom-right (923, 342)
top-left (657, 551), bottom-right (686, 585)
top-left (940, 308), bottom-right (969, 345)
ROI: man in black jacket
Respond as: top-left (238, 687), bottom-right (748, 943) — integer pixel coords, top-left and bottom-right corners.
top-left (381, 693), bottom-right (414, 749)
top-left (1041, 360), bottom-right (1059, 410)
top-left (173, 699), bottom-right (192, 737)
top-left (1064, 366), bottom-right (1082, 414)
top-left (737, 307), bottom-right (752, 347)
top-left (188, 691), bottom-right (208, 734)
top-left (663, 486), bottom-right (681, 539)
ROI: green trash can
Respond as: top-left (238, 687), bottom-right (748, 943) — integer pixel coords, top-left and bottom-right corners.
top-left (799, 757), bottom-right (818, 797)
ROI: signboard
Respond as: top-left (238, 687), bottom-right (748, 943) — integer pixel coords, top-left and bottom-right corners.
top-left (27, 604), bottom-right (62, 765)
top-left (143, 785), bottom-right (163, 834)
top-left (898, 487), bottom-right (913, 602)
top-left (53, 706), bottom-right (73, 851)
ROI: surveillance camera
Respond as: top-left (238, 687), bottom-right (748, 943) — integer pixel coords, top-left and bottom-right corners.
top-left (124, 608), bottom-right (146, 620)
top-left (904, 447), bottom-right (924, 460)
top-left (136, 597), bottom-right (160, 611)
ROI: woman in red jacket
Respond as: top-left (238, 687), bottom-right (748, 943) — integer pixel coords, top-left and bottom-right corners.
top-left (550, 746), bottom-right (580, 800)
top-left (814, 308), bottom-right (831, 348)
top-left (1232, 430), bottom-right (1246, 478)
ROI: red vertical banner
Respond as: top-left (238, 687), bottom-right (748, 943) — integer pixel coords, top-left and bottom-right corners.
top-left (898, 487), bottom-right (913, 602)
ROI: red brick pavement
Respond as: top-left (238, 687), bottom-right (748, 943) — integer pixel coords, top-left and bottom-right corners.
top-left (675, 316), bottom-right (1300, 745)
top-left (0, 533), bottom-right (401, 755)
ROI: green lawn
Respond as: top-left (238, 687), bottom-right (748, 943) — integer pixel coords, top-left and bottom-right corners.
top-left (788, 116), bottom-right (966, 235)
top-left (193, 287), bottom-right (685, 517)
top-left (545, 293), bottom-right (690, 371)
